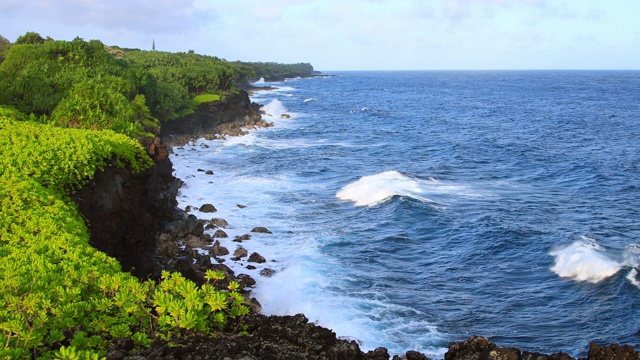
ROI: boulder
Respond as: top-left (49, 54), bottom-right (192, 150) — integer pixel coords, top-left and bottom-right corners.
top-left (237, 274), bottom-right (256, 287)
top-left (205, 170), bottom-right (214, 175)
top-left (280, 113), bottom-right (291, 119)
top-left (233, 234), bottom-right (252, 242)
top-left (251, 226), bottom-right (272, 234)
top-left (190, 221), bottom-right (205, 237)
top-left (199, 204), bottom-right (217, 213)
top-left (209, 218), bottom-right (229, 228)
top-left (185, 235), bottom-right (207, 249)
top-left (209, 240), bottom-right (229, 257)
top-left (233, 247), bottom-right (248, 258)
top-left (248, 252), bottom-right (266, 263)
top-left (259, 268), bottom-right (276, 277)
top-left (213, 229), bottom-right (228, 238)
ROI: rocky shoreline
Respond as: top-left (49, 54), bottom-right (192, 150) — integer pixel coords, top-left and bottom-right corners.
top-left (75, 89), bottom-right (639, 360)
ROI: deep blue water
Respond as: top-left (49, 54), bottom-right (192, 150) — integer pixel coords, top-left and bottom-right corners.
top-left (172, 71), bottom-right (640, 358)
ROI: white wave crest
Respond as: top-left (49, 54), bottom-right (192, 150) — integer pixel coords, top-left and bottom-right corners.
top-left (549, 237), bottom-right (621, 283)
top-left (626, 269), bottom-right (640, 289)
top-left (336, 171), bottom-right (439, 207)
top-left (304, 98), bottom-right (316, 103)
top-left (261, 99), bottom-right (288, 118)
top-left (253, 77), bottom-right (265, 84)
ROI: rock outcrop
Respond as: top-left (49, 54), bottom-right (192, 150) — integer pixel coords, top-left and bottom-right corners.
top-left (71, 138), bottom-right (180, 279)
top-left (161, 90), bottom-right (269, 146)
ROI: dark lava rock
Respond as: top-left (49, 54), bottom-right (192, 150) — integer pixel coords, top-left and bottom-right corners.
top-left (209, 218), bottom-right (229, 228)
top-left (246, 265), bottom-right (257, 270)
top-left (213, 229), bottom-right (228, 238)
top-left (260, 268), bottom-right (276, 277)
top-left (120, 313), bottom-right (384, 359)
top-left (209, 240), bottom-right (229, 257)
top-left (395, 350), bottom-right (430, 360)
top-left (190, 221), bottom-right (205, 237)
top-left (205, 170), bottom-right (214, 175)
top-left (233, 234), bottom-right (252, 242)
top-left (445, 336), bottom-right (579, 360)
top-left (248, 252), bottom-right (266, 263)
top-left (586, 342), bottom-right (639, 360)
top-left (237, 273), bottom-right (256, 287)
top-left (233, 247), bottom-right (248, 258)
top-left (445, 336), bottom-right (501, 360)
top-left (237, 204), bottom-right (247, 208)
top-left (251, 226), bottom-right (272, 234)
top-left (199, 204), bottom-right (217, 213)
top-left (197, 168), bottom-right (205, 172)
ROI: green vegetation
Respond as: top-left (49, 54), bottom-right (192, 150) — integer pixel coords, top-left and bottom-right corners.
top-left (0, 35), bottom-right (11, 64)
top-left (236, 61), bottom-right (315, 81)
top-left (0, 37), bottom-right (159, 138)
top-left (0, 114), bottom-right (250, 358)
top-left (0, 32), bottom-right (315, 358)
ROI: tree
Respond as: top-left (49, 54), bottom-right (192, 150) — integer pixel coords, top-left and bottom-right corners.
top-left (0, 35), bottom-right (10, 64)
top-left (15, 31), bottom-right (45, 45)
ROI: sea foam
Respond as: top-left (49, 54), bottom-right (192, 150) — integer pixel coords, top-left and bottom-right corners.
top-left (336, 171), bottom-right (471, 207)
top-left (549, 237), bottom-right (621, 283)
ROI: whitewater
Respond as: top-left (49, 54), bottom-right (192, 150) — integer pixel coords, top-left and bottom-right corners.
top-left (171, 71), bottom-right (640, 358)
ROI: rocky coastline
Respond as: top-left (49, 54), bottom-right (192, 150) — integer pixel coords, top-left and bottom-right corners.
top-left (74, 89), bottom-right (639, 360)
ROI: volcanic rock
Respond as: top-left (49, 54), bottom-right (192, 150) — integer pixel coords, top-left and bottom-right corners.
top-left (251, 226), bottom-right (272, 234)
top-left (233, 247), bottom-right (248, 258)
top-left (248, 252), bottom-right (266, 263)
top-left (213, 229), bottom-right (228, 238)
top-left (199, 204), bottom-right (217, 213)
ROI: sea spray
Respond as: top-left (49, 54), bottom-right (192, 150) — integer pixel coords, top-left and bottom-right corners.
top-left (261, 99), bottom-right (290, 119)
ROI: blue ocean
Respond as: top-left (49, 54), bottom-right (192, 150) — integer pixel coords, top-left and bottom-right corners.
top-left (171, 71), bottom-right (640, 358)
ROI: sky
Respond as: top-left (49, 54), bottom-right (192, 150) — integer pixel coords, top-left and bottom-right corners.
top-left (1, 0), bottom-right (639, 71)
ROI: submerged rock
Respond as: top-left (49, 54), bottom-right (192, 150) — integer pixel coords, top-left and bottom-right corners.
top-left (234, 234), bottom-right (252, 242)
top-left (260, 268), bottom-right (276, 277)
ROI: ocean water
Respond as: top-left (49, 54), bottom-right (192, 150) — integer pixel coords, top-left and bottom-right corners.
top-left (171, 71), bottom-right (640, 358)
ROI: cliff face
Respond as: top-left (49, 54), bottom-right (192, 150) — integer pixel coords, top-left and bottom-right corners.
top-left (72, 90), bottom-right (265, 279)
top-left (161, 90), bottom-right (269, 146)
top-left (71, 139), bottom-right (180, 279)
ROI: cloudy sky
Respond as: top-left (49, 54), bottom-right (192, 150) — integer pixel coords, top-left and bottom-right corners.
top-left (1, 0), bottom-right (638, 70)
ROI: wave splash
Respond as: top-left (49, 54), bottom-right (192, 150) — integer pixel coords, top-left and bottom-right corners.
top-left (261, 99), bottom-right (288, 118)
top-left (336, 170), bottom-right (467, 207)
top-left (550, 237), bottom-right (640, 287)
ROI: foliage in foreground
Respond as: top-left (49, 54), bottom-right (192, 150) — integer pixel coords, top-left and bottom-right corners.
top-left (0, 111), bottom-right (249, 359)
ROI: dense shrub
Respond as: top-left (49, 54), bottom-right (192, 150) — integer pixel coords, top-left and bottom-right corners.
top-left (0, 113), bottom-right (249, 359)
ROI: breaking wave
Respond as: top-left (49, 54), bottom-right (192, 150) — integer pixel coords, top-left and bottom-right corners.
top-left (335, 171), bottom-right (471, 207)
